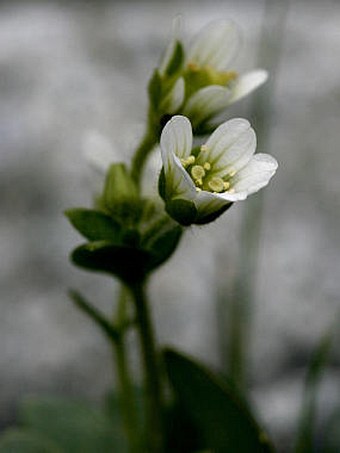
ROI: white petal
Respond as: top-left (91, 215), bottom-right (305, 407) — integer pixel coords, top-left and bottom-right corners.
top-left (162, 147), bottom-right (196, 199)
top-left (160, 77), bottom-right (185, 114)
top-left (183, 85), bottom-right (232, 127)
top-left (194, 190), bottom-right (230, 216)
top-left (158, 16), bottom-right (183, 75)
top-left (231, 153), bottom-right (278, 194)
top-left (160, 115), bottom-right (193, 161)
top-left (228, 69), bottom-right (268, 104)
top-left (202, 118), bottom-right (256, 174)
top-left (187, 20), bottom-right (241, 71)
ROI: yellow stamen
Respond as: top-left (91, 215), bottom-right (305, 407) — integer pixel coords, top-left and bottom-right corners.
top-left (203, 162), bottom-right (211, 171)
top-left (181, 155), bottom-right (196, 168)
top-left (200, 144), bottom-right (209, 152)
top-left (208, 177), bottom-right (225, 193)
top-left (223, 181), bottom-right (230, 190)
top-left (191, 165), bottom-right (205, 181)
top-left (195, 187), bottom-right (202, 192)
top-left (229, 169), bottom-right (236, 177)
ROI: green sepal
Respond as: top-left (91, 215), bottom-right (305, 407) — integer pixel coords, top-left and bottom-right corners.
top-left (163, 348), bottom-right (275, 453)
top-left (158, 167), bottom-right (166, 200)
top-left (71, 241), bottom-right (150, 284)
top-left (165, 198), bottom-right (198, 227)
top-left (195, 202), bottom-right (233, 225)
top-left (163, 40), bottom-right (184, 78)
top-left (148, 70), bottom-right (162, 109)
top-left (64, 208), bottom-right (122, 242)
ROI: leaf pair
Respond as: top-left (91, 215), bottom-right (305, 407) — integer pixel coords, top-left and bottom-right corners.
top-left (66, 207), bottom-right (182, 284)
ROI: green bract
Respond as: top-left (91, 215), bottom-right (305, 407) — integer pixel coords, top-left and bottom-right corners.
top-left (159, 116), bottom-right (278, 226)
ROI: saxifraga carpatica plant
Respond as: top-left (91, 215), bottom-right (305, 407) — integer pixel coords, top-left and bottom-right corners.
top-left (64, 18), bottom-right (278, 453)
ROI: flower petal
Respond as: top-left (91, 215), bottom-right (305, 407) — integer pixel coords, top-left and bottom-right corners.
top-left (202, 118), bottom-right (256, 175)
top-left (160, 77), bottom-right (185, 114)
top-left (158, 16), bottom-right (183, 75)
top-left (195, 190), bottom-right (230, 216)
top-left (183, 85), bottom-right (232, 127)
top-left (231, 153), bottom-right (278, 194)
top-left (228, 69), bottom-right (268, 104)
top-left (165, 152), bottom-right (197, 199)
top-left (187, 20), bottom-right (241, 71)
top-left (160, 115), bottom-right (193, 161)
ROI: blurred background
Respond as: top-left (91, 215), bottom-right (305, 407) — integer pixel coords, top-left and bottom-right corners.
top-left (1, 0), bottom-right (339, 450)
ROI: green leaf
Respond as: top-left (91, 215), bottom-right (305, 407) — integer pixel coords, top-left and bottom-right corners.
top-left (19, 397), bottom-right (127, 453)
top-left (163, 348), bottom-right (274, 453)
top-left (0, 430), bottom-right (61, 453)
top-left (164, 403), bottom-right (205, 453)
top-left (294, 332), bottom-right (333, 453)
top-left (145, 223), bottom-right (182, 270)
top-left (148, 70), bottom-right (162, 109)
top-left (65, 208), bottom-right (121, 242)
top-left (71, 240), bottom-right (150, 283)
top-left (163, 40), bottom-right (184, 77)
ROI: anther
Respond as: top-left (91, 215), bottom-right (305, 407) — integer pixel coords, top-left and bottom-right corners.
top-left (191, 165), bottom-right (205, 181)
top-left (203, 162), bottom-right (211, 171)
top-left (208, 177), bottom-right (225, 193)
top-left (200, 144), bottom-right (209, 152)
top-left (223, 181), bottom-right (230, 190)
top-left (181, 155), bottom-right (196, 168)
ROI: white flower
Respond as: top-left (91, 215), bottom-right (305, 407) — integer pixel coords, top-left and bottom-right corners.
top-left (182, 20), bottom-right (268, 128)
top-left (159, 115), bottom-right (277, 225)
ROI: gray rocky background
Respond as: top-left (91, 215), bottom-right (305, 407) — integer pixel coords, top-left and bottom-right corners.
top-left (1, 0), bottom-right (339, 449)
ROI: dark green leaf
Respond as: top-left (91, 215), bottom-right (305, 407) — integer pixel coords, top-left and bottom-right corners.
top-left (0, 430), bottom-right (61, 453)
top-left (145, 223), bottom-right (182, 269)
top-left (163, 41), bottom-right (184, 77)
top-left (164, 402), bottom-right (205, 453)
top-left (65, 208), bottom-right (121, 242)
top-left (19, 397), bottom-right (127, 453)
top-left (164, 348), bottom-right (274, 453)
top-left (71, 240), bottom-right (150, 283)
top-left (148, 70), bottom-right (162, 109)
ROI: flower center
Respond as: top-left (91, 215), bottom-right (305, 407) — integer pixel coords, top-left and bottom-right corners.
top-left (181, 145), bottom-right (235, 194)
top-left (183, 63), bottom-right (238, 99)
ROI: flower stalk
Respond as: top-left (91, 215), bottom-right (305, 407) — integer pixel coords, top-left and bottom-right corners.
top-left (130, 122), bottom-right (157, 189)
top-left (130, 280), bottom-right (164, 453)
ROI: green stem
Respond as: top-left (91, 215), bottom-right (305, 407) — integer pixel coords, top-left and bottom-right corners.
top-left (130, 123), bottom-right (157, 188)
top-left (113, 337), bottom-right (140, 452)
top-left (131, 280), bottom-right (164, 453)
top-left (113, 285), bottom-right (140, 452)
